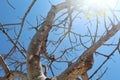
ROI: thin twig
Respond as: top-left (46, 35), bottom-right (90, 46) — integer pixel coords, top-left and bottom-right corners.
top-left (6, 0), bottom-right (16, 10)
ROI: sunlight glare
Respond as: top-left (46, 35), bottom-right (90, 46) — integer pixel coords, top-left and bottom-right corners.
top-left (82, 0), bottom-right (118, 17)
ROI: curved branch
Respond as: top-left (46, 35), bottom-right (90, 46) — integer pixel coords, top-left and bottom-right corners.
top-left (57, 22), bottom-right (120, 80)
top-left (26, 1), bottom-right (76, 80)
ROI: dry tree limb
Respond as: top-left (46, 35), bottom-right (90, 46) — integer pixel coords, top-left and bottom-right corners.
top-left (57, 21), bottom-right (120, 80)
top-left (0, 55), bottom-right (27, 80)
top-left (0, 55), bottom-right (10, 74)
top-left (0, 55), bottom-right (14, 80)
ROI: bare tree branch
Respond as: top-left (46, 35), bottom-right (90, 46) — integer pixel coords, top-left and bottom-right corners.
top-left (57, 22), bottom-right (120, 80)
top-left (26, 1), bottom-right (78, 79)
top-left (0, 23), bottom-right (21, 27)
top-left (0, 0), bottom-right (120, 80)
top-left (6, 0), bottom-right (16, 10)
top-left (0, 55), bottom-right (10, 75)
top-left (0, 55), bottom-right (27, 80)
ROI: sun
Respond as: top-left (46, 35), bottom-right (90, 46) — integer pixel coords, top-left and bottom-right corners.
top-left (85, 0), bottom-right (117, 8)
top-left (81, 0), bottom-right (118, 17)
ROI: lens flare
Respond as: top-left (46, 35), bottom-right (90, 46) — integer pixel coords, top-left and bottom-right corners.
top-left (81, 0), bottom-right (118, 17)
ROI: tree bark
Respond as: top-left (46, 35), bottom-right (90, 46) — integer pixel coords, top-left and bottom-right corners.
top-left (57, 23), bottom-right (120, 80)
top-left (26, 1), bottom-right (77, 79)
top-left (26, 0), bottom-right (120, 80)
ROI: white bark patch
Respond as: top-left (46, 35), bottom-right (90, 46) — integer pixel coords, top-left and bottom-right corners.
top-left (29, 55), bottom-right (33, 60)
top-left (52, 76), bottom-right (57, 80)
top-left (44, 26), bottom-right (49, 31)
top-left (37, 73), bottom-right (46, 80)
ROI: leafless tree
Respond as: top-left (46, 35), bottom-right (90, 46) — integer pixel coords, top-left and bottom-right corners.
top-left (0, 0), bottom-right (120, 80)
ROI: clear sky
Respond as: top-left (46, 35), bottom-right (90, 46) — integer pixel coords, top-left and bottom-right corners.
top-left (0, 0), bottom-right (120, 80)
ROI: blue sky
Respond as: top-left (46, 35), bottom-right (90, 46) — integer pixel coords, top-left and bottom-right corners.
top-left (0, 0), bottom-right (120, 80)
